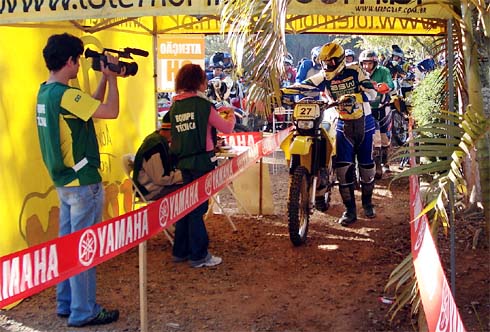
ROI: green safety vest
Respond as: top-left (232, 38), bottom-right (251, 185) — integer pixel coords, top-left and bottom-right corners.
top-left (170, 96), bottom-right (216, 172)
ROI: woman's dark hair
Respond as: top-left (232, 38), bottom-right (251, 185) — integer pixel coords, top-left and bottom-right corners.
top-left (174, 64), bottom-right (207, 92)
top-left (43, 33), bottom-right (84, 72)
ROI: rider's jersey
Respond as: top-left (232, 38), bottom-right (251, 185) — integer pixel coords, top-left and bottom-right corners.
top-left (384, 59), bottom-right (406, 78)
top-left (303, 63), bottom-right (376, 120)
top-left (295, 59), bottom-right (322, 83)
top-left (368, 65), bottom-right (394, 109)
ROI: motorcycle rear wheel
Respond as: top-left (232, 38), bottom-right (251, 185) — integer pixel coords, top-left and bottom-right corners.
top-left (288, 166), bottom-right (311, 246)
top-left (392, 111), bottom-right (408, 146)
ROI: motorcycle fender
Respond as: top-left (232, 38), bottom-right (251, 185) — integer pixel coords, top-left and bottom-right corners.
top-left (320, 127), bottom-right (336, 158)
top-left (289, 136), bottom-right (313, 155)
top-left (280, 132), bottom-right (294, 161)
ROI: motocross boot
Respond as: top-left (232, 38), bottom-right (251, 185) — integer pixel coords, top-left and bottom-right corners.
top-left (339, 201), bottom-right (357, 226)
top-left (315, 168), bottom-right (329, 212)
top-left (361, 181), bottom-right (376, 219)
top-left (338, 185), bottom-right (357, 226)
top-left (374, 147), bottom-right (383, 180)
top-left (381, 146), bottom-right (390, 174)
top-left (315, 196), bottom-right (328, 212)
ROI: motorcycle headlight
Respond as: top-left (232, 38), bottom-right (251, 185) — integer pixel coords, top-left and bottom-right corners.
top-left (297, 120), bottom-right (314, 129)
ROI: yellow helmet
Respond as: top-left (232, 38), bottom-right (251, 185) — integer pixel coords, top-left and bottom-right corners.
top-left (318, 42), bottom-right (346, 80)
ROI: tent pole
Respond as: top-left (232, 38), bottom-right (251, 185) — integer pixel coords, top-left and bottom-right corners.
top-left (153, 16), bottom-right (160, 129)
top-left (138, 18), bottom-right (160, 332)
top-left (139, 241), bottom-right (148, 332)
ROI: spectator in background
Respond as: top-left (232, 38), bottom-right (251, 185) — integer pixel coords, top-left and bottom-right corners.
top-left (282, 55), bottom-right (297, 86)
top-left (132, 112), bottom-right (183, 201)
top-left (169, 63), bottom-right (235, 268)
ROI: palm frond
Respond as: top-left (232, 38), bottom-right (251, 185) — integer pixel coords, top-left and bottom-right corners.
top-left (220, 0), bottom-right (291, 116)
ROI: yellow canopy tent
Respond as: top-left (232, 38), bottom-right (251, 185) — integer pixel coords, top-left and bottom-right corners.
top-left (0, 0), bottom-right (453, 257)
top-left (0, 0), bottom-right (453, 326)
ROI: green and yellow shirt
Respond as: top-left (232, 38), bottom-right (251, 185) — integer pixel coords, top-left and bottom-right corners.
top-left (36, 82), bottom-right (101, 187)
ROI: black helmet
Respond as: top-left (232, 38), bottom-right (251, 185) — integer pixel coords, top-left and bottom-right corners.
top-left (391, 45), bottom-right (404, 60)
top-left (210, 52), bottom-right (225, 68)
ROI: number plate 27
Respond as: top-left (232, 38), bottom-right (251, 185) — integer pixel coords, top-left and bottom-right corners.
top-left (293, 103), bottom-right (320, 120)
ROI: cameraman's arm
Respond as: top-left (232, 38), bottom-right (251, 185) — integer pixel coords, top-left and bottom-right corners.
top-left (93, 54), bottom-right (125, 119)
top-left (92, 75), bottom-right (107, 102)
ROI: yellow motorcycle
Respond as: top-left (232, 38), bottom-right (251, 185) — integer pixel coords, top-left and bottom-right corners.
top-left (280, 87), bottom-right (338, 246)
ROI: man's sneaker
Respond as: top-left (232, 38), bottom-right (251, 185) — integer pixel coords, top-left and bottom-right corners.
top-left (382, 164), bottom-right (390, 173)
top-left (68, 308), bottom-right (119, 327)
top-left (191, 255), bottom-right (222, 268)
top-left (363, 204), bottom-right (376, 219)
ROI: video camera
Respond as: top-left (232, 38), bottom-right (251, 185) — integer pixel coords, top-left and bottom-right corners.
top-left (84, 47), bottom-right (149, 76)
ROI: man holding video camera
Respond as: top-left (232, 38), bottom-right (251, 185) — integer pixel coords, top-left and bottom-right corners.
top-left (36, 32), bottom-right (128, 327)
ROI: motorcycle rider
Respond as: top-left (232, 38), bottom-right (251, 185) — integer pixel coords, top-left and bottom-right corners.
top-left (345, 49), bottom-right (356, 66)
top-left (295, 46), bottom-right (323, 82)
top-left (300, 42), bottom-right (379, 226)
top-left (359, 50), bottom-right (394, 179)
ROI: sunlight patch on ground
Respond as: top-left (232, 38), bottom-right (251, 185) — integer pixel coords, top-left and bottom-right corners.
top-left (308, 229), bottom-right (375, 242)
top-left (266, 232), bottom-right (289, 237)
top-left (262, 218), bottom-right (380, 243)
top-left (0, 315), bottom-right (43, 332)
top-left (317, 244), bottom-right (339, 251)
top-left (374, 187), bottom-right (393, 198)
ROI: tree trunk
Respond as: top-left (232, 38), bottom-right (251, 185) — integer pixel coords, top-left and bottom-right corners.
top-left (461, 2), bottom-right (490, 245)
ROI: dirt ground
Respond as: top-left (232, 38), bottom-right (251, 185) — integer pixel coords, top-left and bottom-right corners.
top-left (1, 162), bottom-right (489, 332)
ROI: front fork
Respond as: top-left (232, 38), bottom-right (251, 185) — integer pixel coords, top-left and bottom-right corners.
top-left (282, 130), bottom-right (325, 211)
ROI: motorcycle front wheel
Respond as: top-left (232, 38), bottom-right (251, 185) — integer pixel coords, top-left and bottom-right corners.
top-left (288, 166), bottom-right (311, 246)
top-left (392, 110), bottom-right (408, 146)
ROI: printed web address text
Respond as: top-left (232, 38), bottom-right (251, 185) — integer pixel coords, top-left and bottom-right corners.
top-left (355, 5), bottom-right (427, 14)
top-left (0, 0), bottom-right (220, 15)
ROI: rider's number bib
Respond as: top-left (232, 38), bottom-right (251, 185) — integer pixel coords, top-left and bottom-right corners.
top-left (293, 103), bottom-right (320, 120)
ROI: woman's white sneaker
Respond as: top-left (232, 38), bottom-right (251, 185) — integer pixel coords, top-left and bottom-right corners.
top-left (191, 255), bottom-right (222, 268)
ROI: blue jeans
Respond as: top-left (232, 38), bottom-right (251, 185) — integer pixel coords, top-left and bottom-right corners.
top-left (55, 183), bottom-right (103, 326)
top-left (172, 169), bottom-right (210, 263)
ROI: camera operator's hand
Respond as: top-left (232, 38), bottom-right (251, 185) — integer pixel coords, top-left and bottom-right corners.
top-left (100, 54), bottom-right (127, 77)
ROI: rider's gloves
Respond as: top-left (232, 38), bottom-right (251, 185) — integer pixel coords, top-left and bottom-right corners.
top-left (338, 94), bottom-right (357, 106)
top-left (375, 82), bottom-right (390, 95)
top-left (337, 94), bottom-right (357, 113)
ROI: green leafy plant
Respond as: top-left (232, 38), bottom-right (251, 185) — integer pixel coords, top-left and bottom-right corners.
top-left (410, 68), bottom-right (447, 131)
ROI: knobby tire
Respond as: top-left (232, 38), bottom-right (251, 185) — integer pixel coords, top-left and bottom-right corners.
top-left (392, 111), bottom-right (408, 147)
top-left (288, 166), bottom-right (310, 246)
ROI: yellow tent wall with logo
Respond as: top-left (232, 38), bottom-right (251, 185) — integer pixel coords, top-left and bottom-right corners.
top-left (0, 0), bottom-right (452, 259)
top-left (0, 27), bottom-right (155, 256)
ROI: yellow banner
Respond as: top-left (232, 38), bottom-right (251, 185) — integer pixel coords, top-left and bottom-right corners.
top-left (156, 34), bottom-right (205, 92)
top-left (0, 0), bottom-right (453, 25)
top-left (152, 15), bottom-right (446, 35)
